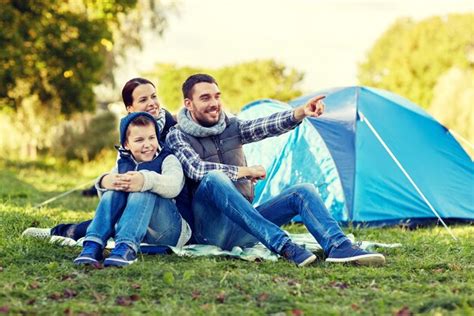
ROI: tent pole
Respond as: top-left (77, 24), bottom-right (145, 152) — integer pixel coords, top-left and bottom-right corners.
top-left (358, 111), bottom-right (458, 241)
top-left (34, 180), bottom-right (95, 209)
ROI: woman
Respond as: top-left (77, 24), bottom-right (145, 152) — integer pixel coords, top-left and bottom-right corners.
top-left (23, 78), bottom-right (190, 251)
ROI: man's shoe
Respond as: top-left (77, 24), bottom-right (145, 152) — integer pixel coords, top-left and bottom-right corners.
top-left (74, 241), bottom-right (104, 266)
top-left (104, 243), bottom-right (137, 267)
top-left (280, 241), bottom-right (316, 267)
top-left (326, 240), bottom-right (385, 266)
top-left (22, 227), bottom-right (51, 239)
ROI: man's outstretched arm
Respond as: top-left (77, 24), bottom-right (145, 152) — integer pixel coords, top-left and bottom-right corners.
top-left (239, 95), bottom-right (325, 144)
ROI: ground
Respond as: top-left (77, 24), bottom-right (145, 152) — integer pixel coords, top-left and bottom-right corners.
top-left (0, 157), bottom-right (472, 315)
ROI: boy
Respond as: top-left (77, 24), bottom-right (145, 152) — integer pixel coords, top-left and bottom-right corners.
top-left (74, 112), bottom-right (187, 267)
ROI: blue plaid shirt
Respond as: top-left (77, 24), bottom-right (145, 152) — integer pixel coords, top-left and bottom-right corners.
top-left (166, 110), bottom-right (301, 181)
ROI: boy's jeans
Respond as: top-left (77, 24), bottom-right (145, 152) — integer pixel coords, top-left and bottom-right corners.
top-left (192, 171), bottom-right (348, 254)
top-left (83, 191), bottom-right (183, 252)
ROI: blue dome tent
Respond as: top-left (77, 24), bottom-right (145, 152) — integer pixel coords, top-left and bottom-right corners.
top-left (238, 87), bottom-right (473, 238)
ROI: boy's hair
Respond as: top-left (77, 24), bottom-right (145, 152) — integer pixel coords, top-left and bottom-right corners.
top-left (119, 112), bottom-right (159, 146)
top-left (182, 74), bottom-right (218, 99)
top-left (122, 77), bottom-right (155, 108)
top-left (126, 115), bottom-right (156, 141)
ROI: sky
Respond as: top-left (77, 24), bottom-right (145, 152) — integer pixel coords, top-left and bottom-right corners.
top-left (124, 0), bottom-right (473, 93)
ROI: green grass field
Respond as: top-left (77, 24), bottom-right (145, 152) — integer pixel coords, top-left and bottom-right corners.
top-left (0, 157), bottom-right (473, 315)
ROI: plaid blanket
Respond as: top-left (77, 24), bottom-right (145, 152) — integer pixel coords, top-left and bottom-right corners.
top-left (51, 233), bottom-right (401, 262)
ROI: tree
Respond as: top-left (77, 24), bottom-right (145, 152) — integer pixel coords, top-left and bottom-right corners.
top-left (0, 0), bottom-right (175, 159)
top-left (429, 67), bottom-right (474, 157)
top-left (358, 13), bottom-right (474, 108)
top-left (144, 60), bottom-right (304, 113)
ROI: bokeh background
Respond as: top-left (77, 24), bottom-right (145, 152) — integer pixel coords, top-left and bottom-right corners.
top-left (1, 0), bottom-right (472, 162)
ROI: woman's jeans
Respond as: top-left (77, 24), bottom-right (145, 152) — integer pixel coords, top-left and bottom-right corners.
top-left (64, 191), bottom-right (184, 252)
top-left (192, 171), bottom-right (348, 254)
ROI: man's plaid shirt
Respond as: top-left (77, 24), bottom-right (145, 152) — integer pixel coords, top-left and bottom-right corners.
top-left (165, 109), bottom-right (301, 181)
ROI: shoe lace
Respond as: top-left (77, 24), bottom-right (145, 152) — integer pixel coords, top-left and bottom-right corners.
top-left (114, 243), bottom-right (134, 256)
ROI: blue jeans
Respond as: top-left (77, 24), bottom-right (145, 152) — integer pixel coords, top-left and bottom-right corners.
top-left (51, 220), bottom-right (91, 240)
top-left (193, 171), bottom-right (348, 254)
top-left (84, 191), bottom-right (183, 252)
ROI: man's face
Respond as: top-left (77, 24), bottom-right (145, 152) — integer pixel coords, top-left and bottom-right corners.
top-left (125, 123), bottom-right (159, 162)
top-left (127, 84), bottom-right (161, 118)
top-left (185, 82), bottom-right (222, 127)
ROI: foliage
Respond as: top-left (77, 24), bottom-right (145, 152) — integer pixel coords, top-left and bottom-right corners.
top-left (0, 0), bottom-right (131, 114)
top-left (50, 111), bottom-right (118, 162)
top-left (358, 13), bottom-right (474, 108)
top-left (428, 67), bottom-right (474, 156)
top-left (0, 0), bottom-right (174, 159)
top-left (144, 60), bottom-right (304, 113)
top-left (0, 159), bottom-right (473, 314)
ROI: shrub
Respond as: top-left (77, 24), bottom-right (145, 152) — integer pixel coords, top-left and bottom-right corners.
top-left (51, 111), bottom-right (118, 162)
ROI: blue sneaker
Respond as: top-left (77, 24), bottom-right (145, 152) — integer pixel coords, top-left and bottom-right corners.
top-left (104, 243), bottom-right (137, 267)
top-left (326, 240), bottom-right (385, 265)
top-left (74, 241), bottom-right (104, 266)
top-left (280, 241), bottom-right (316, 267)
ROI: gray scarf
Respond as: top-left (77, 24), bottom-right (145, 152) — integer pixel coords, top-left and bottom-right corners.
top-left (156, 107), bottom-right (166, 133)
top-left (177, 107), bottom-right (226, 137)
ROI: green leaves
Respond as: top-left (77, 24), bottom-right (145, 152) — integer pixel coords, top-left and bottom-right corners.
top-left (144, 59), bottom-right (304, 113)
top-left (358, 13), bottom-right (474, 109)
top-left (162, 271), bottom-right (175, 285)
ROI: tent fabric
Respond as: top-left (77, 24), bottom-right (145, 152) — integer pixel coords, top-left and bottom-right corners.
top-left (238, 86), bottom-right (474, 226)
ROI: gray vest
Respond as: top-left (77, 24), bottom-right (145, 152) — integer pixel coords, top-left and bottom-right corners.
top-left (180, 117), bottom-right (254, 202)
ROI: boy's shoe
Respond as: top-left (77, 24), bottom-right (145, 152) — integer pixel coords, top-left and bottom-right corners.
top-left (280, 241), bottom-right (317, 267)
top-left (326, 240), bottom-right (385, 266)
top-left (22, 227), bottom-right (51, 239)
top-left (73, 241), bottom-right (104, 266)
top-left (104, 243), bottom-right (137, 267)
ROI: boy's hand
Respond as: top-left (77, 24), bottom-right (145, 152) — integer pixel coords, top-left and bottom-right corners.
top-left (101, 172), bottom-right (144, 191)
top-left (119, 171), bottom-right (144, 192)
top-left (100, 173), bottom-right (121, 190)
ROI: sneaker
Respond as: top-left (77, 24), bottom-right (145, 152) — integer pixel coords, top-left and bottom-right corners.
top-left (50, 236), bottom-right (77, 247)
top-left (326, 240), bottom-right (385, 266)
top-left (104, 243), bottom-right (137, 267)
top-left (22, 227), bottom-right (51, 239)
top-left (280, 241), bottom-right (317, 267)
top-left (74, 241), bottom-right (104, 266)
top-left (81, 186), bottom-right (98, 197)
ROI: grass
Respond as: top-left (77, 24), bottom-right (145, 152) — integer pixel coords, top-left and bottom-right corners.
top-left (0, 157), bottom-right (473, 315)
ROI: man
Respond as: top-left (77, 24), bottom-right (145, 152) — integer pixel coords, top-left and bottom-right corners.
top-left (166, 73), bottom-right (385, 267)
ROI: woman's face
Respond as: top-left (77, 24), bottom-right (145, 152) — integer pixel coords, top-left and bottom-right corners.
top-left (127, 84), bottom-right (160, 118)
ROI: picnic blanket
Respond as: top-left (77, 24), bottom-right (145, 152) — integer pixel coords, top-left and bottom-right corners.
top-left (50, 233), bottom-right (401, 262)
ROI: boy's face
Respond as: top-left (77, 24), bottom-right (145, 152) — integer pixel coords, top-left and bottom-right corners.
top-left (125, 123), bottom-right (159, 162)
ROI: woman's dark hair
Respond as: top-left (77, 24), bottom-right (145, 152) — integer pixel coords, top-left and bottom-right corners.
top-left (182, 73), bottom-right (218, 99)
top-left (122, 77), bottom-right (155, 107)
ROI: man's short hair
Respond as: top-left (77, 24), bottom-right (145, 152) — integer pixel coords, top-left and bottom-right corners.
top-left (182, 74), bottom-right (218, 99)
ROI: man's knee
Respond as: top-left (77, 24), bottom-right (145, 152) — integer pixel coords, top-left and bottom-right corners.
top-left (293, 183), bottom-right (319, 196)
top-left (201, 170), bottom-right (229, 186)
